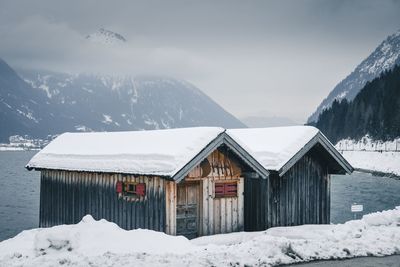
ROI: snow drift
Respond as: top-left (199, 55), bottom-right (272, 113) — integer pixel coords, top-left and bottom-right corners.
top-left (1, 208), bottom-right (400, 266)
top-left (341, 151), bottom-right (400, 177)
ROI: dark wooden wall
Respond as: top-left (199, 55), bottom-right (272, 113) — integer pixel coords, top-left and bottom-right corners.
top-left (244, 153), bottom-right (330, 231)
top-left (39, 170), bottom-right (166, 232)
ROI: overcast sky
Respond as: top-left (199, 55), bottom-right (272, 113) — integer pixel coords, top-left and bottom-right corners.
top-left (1, 0), bottom-right (399, 123)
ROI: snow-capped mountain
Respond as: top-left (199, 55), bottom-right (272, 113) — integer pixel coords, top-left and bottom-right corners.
top-left (308, 30), bottom-right (400, 123)
top-left (0, 58), bottom-right (245, 142)
top-left (86, 28), bottom-right (127, 45)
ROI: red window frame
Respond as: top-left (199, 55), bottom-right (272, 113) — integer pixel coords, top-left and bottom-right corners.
top-left (215, 181), bottom-right (238, 198)
top-left (116, 181), bottom-right (146, 197)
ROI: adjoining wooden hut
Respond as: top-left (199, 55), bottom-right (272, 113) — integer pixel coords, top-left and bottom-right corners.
top-left (26, 126), bottom-right (352, 238)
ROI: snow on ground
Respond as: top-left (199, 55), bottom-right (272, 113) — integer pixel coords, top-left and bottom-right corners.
top-left (336, 136), bottom-right (400, 152)
top-left (0, 146), bottom-right (26, 151)
top-left (1, 208), bottom-right (400, 267)
top-left (341, 151), bottom-right (400, 177)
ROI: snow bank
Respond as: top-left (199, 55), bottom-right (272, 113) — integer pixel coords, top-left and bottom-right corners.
top-left (341, 151), bottom-right (400, 176)
top-left (336, 136), bottom-right (400, 152)
top-left (2, 208), bottom-right (400, 266)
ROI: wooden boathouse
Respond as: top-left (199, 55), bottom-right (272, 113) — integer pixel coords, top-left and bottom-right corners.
top-left (26, 126), bottom-right (352, 238)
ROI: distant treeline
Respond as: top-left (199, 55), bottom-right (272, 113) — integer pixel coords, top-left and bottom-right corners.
top-left (310, 64), bottom-right (400, 143)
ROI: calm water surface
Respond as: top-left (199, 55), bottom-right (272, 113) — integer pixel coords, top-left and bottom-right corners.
top-left (0, 151), bottom-right (399, 241)
top-left (0, 151), bottom-right (39, 241)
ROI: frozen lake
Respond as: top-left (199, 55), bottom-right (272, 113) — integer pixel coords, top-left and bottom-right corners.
top-left (0, 151), bottom-right (399, 241)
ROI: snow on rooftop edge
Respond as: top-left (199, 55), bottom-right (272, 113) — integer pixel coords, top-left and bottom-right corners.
top-left (27, 126), bottom-right (323, 175)
top-left (26, 127), bottom-right (225, 176)
top-left (226, 126), bottom-right (319, 171)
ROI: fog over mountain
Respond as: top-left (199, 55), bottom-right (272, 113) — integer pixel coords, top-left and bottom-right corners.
top-left (1, 0), bottom-right (399, 122)
top-left (0, 56), bottom-right (245, 142)
top-left (241, 116), bottom-right (299, 128)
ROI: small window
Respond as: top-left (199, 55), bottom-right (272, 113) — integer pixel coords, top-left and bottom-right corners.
top-left (116, 181), bottom-right (146, 197)
top-left (125, 182), bottom-right (136, 194)
top-left (215, 182), bottom-right (238, 198)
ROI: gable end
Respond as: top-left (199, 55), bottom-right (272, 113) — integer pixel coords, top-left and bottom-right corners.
top-left (172, 132), bottom-right (270, 182)
top-left (278, 132), bottom-right (353, 176)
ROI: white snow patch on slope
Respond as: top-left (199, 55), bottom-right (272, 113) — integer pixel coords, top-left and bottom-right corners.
top-left (102, 114), bottom-right (113, 124)
top-left (16, 109), bottom-right (39, 123)
top-left (1, 208), bottom-right (400, 266)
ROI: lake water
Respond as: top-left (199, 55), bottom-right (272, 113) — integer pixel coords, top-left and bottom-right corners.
top-left (0, 151), bottom-right (399, 241)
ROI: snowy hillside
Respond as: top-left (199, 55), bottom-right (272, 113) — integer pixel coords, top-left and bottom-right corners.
top-left (308, 30), bottom-right (400, 123)
top-left (1, 209), bottom-right (400, 266)
top-left (85, 28), bottom-right (126, 45)
top-left (0, 58), bottom-right (245, 142)
top-left (336, 136), bottom-right (400, 176)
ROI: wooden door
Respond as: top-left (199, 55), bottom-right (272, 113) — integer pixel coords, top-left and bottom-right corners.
top-left (176, 182), bottom-right (199, 239)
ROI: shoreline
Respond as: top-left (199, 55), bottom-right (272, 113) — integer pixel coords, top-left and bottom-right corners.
top-left (340, 150), bottom-right (400, 178)
top-left (355, 168), bottom-right (400, 179)
top-left (0, 148), bottom-right (40, 152)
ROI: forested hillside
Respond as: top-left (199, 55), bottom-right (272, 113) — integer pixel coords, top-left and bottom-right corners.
top-left (312, 64), bottom-right (400, 143)
top-left (308, 30), bottom-right (400, 123)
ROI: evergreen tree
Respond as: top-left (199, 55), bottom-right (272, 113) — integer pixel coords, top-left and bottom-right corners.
top-left (311, 64), bottom-right (400, 143)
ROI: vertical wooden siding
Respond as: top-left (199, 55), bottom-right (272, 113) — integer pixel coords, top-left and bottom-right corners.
top-left (185, 149), bottom-right (245, 236)
top-left (165, 180), bottom-right (177, 235)
top-left (199, 177), bottom-right (244, 235)
top-left (244, 154), bottom-right (330, 231)
top-left (40, 170), bottom-right (166, 232)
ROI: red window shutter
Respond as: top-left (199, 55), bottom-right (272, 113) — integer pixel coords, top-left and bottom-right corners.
top-left (224, 183), bottom-right (237, 197)
top-left (135, 183), bottom-right (146, 196)
top-left (215, 182), bottom-right (237, 197)
top-left (116, 181), bottom-right (123, 193)
top-left (215, 183), bottom-right (225, 197)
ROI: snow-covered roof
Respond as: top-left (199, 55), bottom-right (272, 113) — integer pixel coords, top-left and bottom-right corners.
top-left (226, 126), bottom-right (320, 172)
top-left (26, 126), bottom-right (352, 177)
top-left (26, 127), bottom-right (225, 177)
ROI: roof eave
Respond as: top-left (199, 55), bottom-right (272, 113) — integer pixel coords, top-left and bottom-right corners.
top-left (316, 132), bottom-right (354, 174)
top-left (25, 165), bottom-right (175, 179)
top-left (277, 131), bottom-right (353, 177)
top-left (172, 132), bottom-right (270, 183)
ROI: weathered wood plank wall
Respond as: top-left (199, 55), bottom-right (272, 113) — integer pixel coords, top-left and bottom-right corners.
top-left (40, 170), bottom-right (166, 232)
top-left (165, 180), bottom-right (177, 235)
top-left (244, 153), bottom-right (330, 231)
top-left (185, 148), bottom-right (245, 236)
top-left (39, 147), bottom-right (332, 237)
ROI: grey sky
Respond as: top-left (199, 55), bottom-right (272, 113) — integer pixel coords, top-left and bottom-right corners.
top-left (0, 0), bottom-right (399, 123)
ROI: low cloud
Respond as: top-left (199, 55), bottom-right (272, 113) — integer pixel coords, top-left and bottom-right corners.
top-left (0, 0), bottom-right (399, 122)
top-left (0, 16), bottom-right (214, 79)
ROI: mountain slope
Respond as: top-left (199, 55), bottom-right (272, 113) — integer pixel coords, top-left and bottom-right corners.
top-left (312, 64), bottom-right (400, 143)
top-left (86, 28), bottom-right (127, 45)
top-left (308, 30), bottom-right (400, 123)
top-left (0, 58), bottom-right (245, 142)
top-left (0, 58), bottom-right (58, 141)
